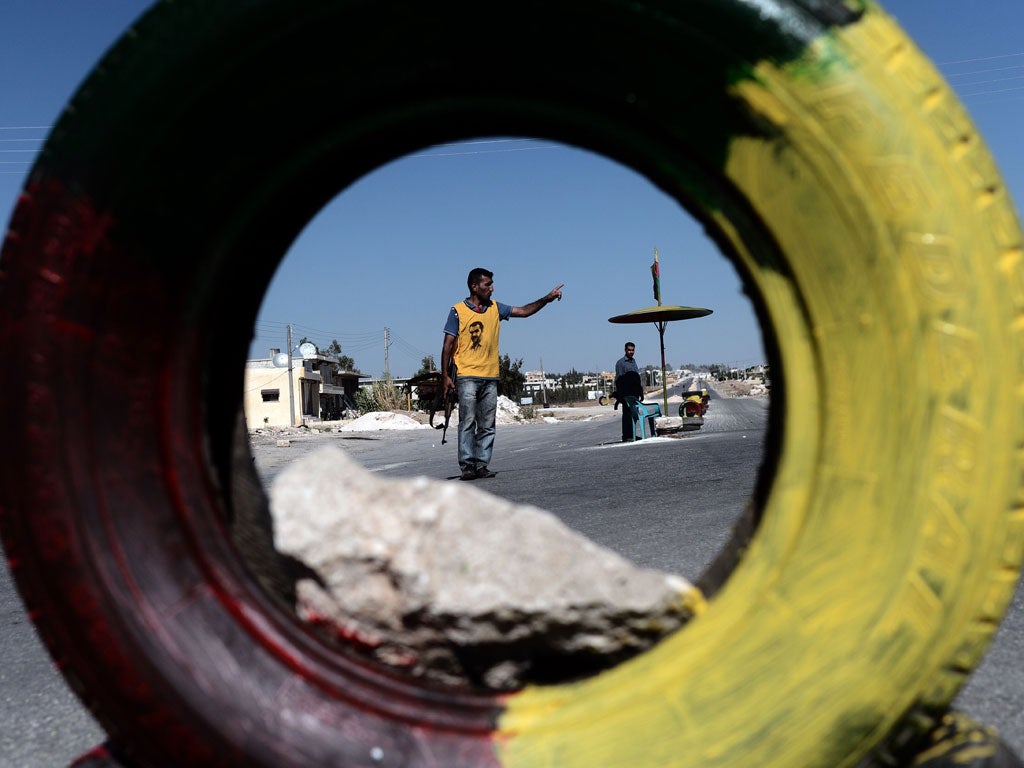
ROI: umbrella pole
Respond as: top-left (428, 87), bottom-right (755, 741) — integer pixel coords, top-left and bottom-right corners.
top-left (658, 321), bottom-right (668, 413)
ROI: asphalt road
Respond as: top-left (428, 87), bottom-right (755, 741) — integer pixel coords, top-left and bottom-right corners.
top-left (0, 546), bottom-right (106, 767)
top-left (2, 383), bottom-right (1022, 764)
top-left (252, 382), bottom-right (771, 582)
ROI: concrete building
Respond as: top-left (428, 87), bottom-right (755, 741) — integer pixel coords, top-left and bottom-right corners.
top-left (244, 350), bottom-right (367, 429)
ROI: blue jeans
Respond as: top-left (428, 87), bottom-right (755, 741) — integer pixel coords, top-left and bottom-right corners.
top-left (456, 377), bottom-right (497, 471)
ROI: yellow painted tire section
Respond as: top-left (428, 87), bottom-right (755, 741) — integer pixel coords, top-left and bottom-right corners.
top-left (500, 6), bottom-right (1024, 768)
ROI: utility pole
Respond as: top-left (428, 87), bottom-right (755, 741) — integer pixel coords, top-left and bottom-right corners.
top-left (286, 324), bottom-right (297, 426)
top-left (540, 356), bottom-right (548, 406)
top-left (384, 327), bottom-right (391, 379)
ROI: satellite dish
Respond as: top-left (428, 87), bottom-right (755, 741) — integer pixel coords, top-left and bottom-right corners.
top-left (272, 352), bottom-right (290, 368)
top-left (298, 342), bottom-right (317, 358)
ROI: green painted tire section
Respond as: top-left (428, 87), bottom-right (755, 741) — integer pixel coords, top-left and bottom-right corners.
top-left (0, 1), bottom-right (1021, 767)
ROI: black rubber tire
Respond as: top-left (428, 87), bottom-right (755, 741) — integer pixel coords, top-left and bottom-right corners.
top-left (1, 1), bottom-right (1022, 767)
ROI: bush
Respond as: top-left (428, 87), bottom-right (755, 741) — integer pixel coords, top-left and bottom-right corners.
top-left (499, 354), bottom-right (525, 400)
top-left (355, 378), bottom-right (405, 413)
top-left (545, 385), bottom-right (589, 405)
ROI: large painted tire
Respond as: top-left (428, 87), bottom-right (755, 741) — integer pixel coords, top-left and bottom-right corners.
top-left (2, 1), bottom-right (1022, 767)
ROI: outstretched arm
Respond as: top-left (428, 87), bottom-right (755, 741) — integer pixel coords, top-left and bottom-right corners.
top-left (510, 284), bottom-right (564, 318)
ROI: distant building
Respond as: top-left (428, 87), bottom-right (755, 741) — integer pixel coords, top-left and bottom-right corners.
top-left (243, 349), bottom-right (368, 429)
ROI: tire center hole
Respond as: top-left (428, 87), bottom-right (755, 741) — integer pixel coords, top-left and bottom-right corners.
top-left (235, 137), bottom-right (772, 691)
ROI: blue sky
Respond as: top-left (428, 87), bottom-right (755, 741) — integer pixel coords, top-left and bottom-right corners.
top-left (3, 3), bottom-right (1024, 376)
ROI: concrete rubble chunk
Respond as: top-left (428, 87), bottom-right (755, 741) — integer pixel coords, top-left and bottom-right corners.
top-left (270, 445), bottom-right (701, 690)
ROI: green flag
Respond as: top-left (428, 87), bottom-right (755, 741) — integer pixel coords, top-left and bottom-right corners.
top-left (651, 247), bottom-right (661, 305)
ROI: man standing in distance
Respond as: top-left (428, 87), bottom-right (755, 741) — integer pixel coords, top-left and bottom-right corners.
top-left (442, 268), bottom-right (564, 481)
top-left (615, 341), bottom-right (641, 442)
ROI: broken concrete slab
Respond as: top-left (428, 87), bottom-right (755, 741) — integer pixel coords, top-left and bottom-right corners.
top-left (270, 445), bottom-right (704, 690)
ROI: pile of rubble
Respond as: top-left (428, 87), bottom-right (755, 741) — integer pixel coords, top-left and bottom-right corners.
top-left (269, 445), bottom-right (703, 690)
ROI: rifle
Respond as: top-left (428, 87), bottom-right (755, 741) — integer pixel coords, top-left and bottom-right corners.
top-left (428, 361), bottom-right (458, 444)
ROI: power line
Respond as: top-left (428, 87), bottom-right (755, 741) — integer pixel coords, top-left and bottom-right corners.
top-left (250, 321), bottom-right (435, 375)
top-left (0, 131), bottom-right (565, 162)
top-left (938, 51), bottom-right (1024, 66)
top-left (434, 138), bottom-right (538, 147)
top-left (952, 74), bottom-right (1024, 89)
top-left (389, 331), bottom-right (433, 361)
top-left (242, 367), bottom-right (291, 394)
top-left (256, 319), bottom-right (379, 343)
top-left (414, 144), bottom-right (561, 159)
top-left (292, 324), bottom-right (379, 342)
top-left (961, 84), bottom-right (1024, 99)
top-left (945, 63), bottom-right (1024, 79)
top-left (252, 322), bottom-right (381, 353)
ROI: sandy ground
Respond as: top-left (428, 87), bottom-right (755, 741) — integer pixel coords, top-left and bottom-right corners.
top-left (248, 380), bottom-right (769, 442)
top-left (248, 396), bottom-right (602, 443)
top-left (709, 379), bottom-right (768, 398)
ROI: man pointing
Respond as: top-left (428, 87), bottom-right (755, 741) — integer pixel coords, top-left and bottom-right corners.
top-left (441, 267), bottom-right (564, 480)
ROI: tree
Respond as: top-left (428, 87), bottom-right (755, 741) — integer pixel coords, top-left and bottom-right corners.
top-left (498, 354), bottom-right (526, 400)
top-left (415, 355), bottom-right (437, 376)
top-left (311, 338), bottom-right (357, 372)
top-left (560, 367), bottom-right (583, 386)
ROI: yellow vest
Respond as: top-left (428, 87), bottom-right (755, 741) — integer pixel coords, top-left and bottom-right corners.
top-left (453, 301), bottom-right (501, 378)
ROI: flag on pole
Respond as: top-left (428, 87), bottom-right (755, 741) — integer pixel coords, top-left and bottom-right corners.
top-left (651, 247), bottom-right (661, 305)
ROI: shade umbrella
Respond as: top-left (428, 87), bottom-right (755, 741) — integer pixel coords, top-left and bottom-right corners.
top-left (608, 249), bottom-right (712, 413)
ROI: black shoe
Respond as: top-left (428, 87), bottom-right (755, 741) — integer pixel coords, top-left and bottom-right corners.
top-left (475, 466), bottom-right (497, 479)
top-left (460, 467), bottom-right (477, 481)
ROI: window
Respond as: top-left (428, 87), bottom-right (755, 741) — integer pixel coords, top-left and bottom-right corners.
top-left (261, 389), bottom-right (280, 402)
